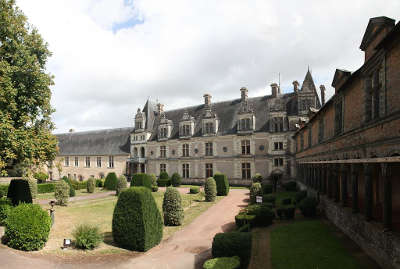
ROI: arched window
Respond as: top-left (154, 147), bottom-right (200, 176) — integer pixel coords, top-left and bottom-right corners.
top-left (134, 147), bottom-right (138, 157)
top-left (140, 147), bottom-right (145, 158)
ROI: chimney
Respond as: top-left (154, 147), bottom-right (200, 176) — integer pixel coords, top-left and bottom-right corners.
top-left (320, 85), bottom-right (326, 106)
top-left (293, 81), bottom-right (299, 93)
top-left (240, 87), bottom-right (248, 102)
top-left (204, 94), bottom-right (212, 106)
top-left (157, 103), bottom-right (164, 114)
top-left (68, 128), bottom-right (74, 133)
top-left (271, 83), bottom-right (278, 98)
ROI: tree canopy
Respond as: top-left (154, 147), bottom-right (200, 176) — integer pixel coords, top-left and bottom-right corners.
top-left (0, 0), bottom-right (57, 176)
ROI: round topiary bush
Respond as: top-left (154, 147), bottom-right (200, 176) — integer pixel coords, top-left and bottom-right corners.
top-left (249, 183), bottom-right (262, 204)
top-left (213, 173), bottom-right (229, 196)
top-left (86, 177), bottom-right (96, 193)
top-left (116, 175), bottom-right (128, 195)
top-left (157, 178), bottom-right (171, 187)
top-left (205, 177), bottom-right (217, 202)
top-left (159, 171), bottom-right (169, 180)
top-left (212, 232), bottom-right (252, 268)
top-left (190, 186), bottom-right (200, 194)
top-left (299, 197), bottom-right (318, 217)
top-left (4, 203), bottom-right (51, 251)
top-left (203, 256), bottom-right (241, 269)
top-left (95, 179), bottom-right (103, 188)
top-left (149, 174), bottom-right (157, 186)
top-left (162, 187), bottom-right (184, 226)
top-left (171, 173), bottom-right (182, 187)
top-left (112, 187), bottom-right (163, 251)
top-left (252, 173), bottom-right (263, 183)
top-left (55, 180), bottom-right (69, 205)
top-left (72, 224), bottom-right (102, 250)
top-left (151, 185), bottom-right (158, 192)
top-left (104, 172), bottom-right (118, 190)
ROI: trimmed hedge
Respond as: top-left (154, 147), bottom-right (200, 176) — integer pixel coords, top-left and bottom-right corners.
top-left (171, 173), bottom-right (182, 187)
top-left (116, 175), bottom-right (128, 195)
top-left (190, 186), bottom-right (200, 194)
top-left (203, 256), bottom-right (240, 269)
top-left (34, 172), bottom-right (48, 183)
top-left (112, 187), bottom-right (163, 251)
top-left (262, 183), bottom-right (273, 194)
top-left (205, 177), bottom-right (217, 202)
top-left (299, 197), bottom-right (318, 217)
top-left (55, 180), bottom-right (69, 205)
top-left (131, 173), bottom-right (152, 189)
top-left (5, 203), bottom-right (51, 251)
top-left (149, 174), bottom-right (157, 186)
top-left (87, 178), bottom-right (96, 193)
top-left (159, 171), bottom-right (169, 180)
top-left (162, 187), bottom-right (184, 226)
top-left (249, 183), bottom-right (262, 204)
top-left (104, 172), bottom-right (118, 190)
top-left (26, 178), bottom-right (37, 199)
top-left (151, 185), bottom-right (159, 192)
top-left (235, 213), bottom-right (256, 228)
top-left (214, 173), bottom-right (229, 196)
top-left (95, 179), bottom-right (103, 188)
top-left (282, 181), bottom-right (298, 191)
top-left (262, 194), bottom-right (276, 207)
top-left (7, 179), bottom-right (32, 206)
top-left (212, 232), bottom-right (252, 269)
top-left (252, 173), bottom-right (263, 183)
top-left (37, 183), bottom-right (56, 194)
top-left (63, 178), bottom-right (76, 197)
top-left (157, 178), bottom-right (171, 187)
top-left (0, 184), bottom-right (8, 198)
top-left (295, 190), bottom-right (307, 203)
top-left (0, 198), bottom-right (12, 225)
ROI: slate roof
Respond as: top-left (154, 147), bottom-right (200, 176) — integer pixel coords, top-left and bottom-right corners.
top-left (56, 127), bottom-right (133, 156)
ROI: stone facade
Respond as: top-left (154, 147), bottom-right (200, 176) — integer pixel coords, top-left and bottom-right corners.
top-left (294, 17), bottom-right (400, 269)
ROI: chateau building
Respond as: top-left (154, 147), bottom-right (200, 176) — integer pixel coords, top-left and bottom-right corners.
top-left (294, 17), bottom-right (400, 269)
top-left (50, 70), bottom-right (321, 184)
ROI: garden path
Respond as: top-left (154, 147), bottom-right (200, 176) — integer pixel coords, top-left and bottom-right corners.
top-left (248, 227), bottom-right (271, 269)
top-left (0, 189), bottom-right (247, 269)
top-left (36, 190), bottom-right (116, 205)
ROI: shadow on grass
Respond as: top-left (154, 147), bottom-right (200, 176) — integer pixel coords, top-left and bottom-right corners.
top-left (103, 232), bottom-right (119, 248)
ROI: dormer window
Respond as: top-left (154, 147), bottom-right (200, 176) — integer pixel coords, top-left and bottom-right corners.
top-left (134, 108), bottom-right (146, 132)
top-left (158, 112), bottom-right (173, 141)
top-left (159, 127), bottom-right (168, 138)
top-left (179, 111), bottom-right (195, 138)
top-left (205, 122), bottom-right (214, 134)
top-left (181, 125), bottom-right (191, 136)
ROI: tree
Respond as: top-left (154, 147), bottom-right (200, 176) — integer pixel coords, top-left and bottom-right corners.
top-left (0, 0), bottom-right (57, 176)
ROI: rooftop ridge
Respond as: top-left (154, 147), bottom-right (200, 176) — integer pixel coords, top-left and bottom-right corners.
top-left (55, 126), bottom-right (133, 136)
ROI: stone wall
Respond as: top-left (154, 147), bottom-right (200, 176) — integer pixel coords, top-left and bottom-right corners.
top-left (321, 196), bottom-right (400, 269)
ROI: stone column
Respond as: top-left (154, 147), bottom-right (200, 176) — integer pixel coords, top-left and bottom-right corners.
top-left (351, 164), bottom-right (359, 213)
top-left (322, 165), bottom-right (327, 194)
top-left (341, 164), bottom-right (348, 207)
top-left (364, 164), bottom-right (373, 221)
top-left (382, 163), bottom-right (392, 230)
top-left (334, 165), bottom-right (340, 203)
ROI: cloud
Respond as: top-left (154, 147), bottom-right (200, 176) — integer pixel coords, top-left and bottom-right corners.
top-left (16, 0), bottom-right (400, 133)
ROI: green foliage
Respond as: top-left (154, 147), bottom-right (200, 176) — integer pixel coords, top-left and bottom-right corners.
top-left (299, 197), bottom-right (318, 217)
top-left (33, 172), bottom-right (48, 183)
top-left (54, 180), bottom-right (69, 205)
top-left (37, 182), bottom-right (55, 193)
top-left (0, 0), bottom-right (57, 176)
top-left (214, 173), bottom-right (229, 196)
top-left (205, 177), bottom-right (217, 202)
top-left (62, 177), bottom-right (76, 197)
top-left (262, 183), bottom-right (273, 194)
top-left (212, 232), bottom-right (252, 269)
top-left (295, 190), bottom-right (307, 203)
top-left (171, 172), bottom-right (182, 187)
top-left (0, 184), bottom-right (8, 197)
top-left (149, 174), bottom-right (157, 186)
top-left (116, 175), bottom-right (128, 195)
top-left (104, 172), bottom-right (118, 190)
top-left (252, 173), bottom-right (263, 183)
top-left (151, 185), bottom-right (159, 192)
top-left (95, 179), bottom-right (103, 187)
top-left (203, 256), bottom-right (241, 269)
top-left (26, 178), bottom-right (37, 199)
top-left (235, 213), bottom-right (256, 228)
top-left (112, 187), bottom-right (163, 251)
top-left (0, 198), bottom-right (12, 225)
top-left (249, 183), bottom-right (262, 204)
top-left (263, 194), bottom-right (276, 207)
top-left (159, 171), bottom-right (169, 180)
top-left (190, 186), bottom-right (200, 194)
top-left (86, 177), bottom-right (95, 193)
top-left (7, 179), bottom-right (32, 206)
top-left (282, 181), bottom-right (298, 191)
top-left (4, 203), bottom-right (51, 251)
top-left (131, 173), bottom-right (152, 189)
top-left (157, 178), bottom-right (171, 187)
top-left (162, 187), bottom-right (184, 226)
top-left (72, 224), bottom-right (102, 250)
top-left (0, 188), bottom-right (4, 198)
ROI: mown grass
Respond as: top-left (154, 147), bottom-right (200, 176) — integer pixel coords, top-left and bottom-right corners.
top-left (36, 187), bottom-right (108, 200)
top-left (270, 219), bottom-right (362, 269)
top-left (38, 189), bottom-right (221, 255)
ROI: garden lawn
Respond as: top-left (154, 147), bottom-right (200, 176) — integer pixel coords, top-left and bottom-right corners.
top-left (270, 219), bottom-right (362, 269)
top-left (39, 190), bottom-right (221, 255)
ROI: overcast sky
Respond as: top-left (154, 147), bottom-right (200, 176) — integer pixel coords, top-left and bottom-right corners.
top-left (16, 0), bottom-right (399, 133)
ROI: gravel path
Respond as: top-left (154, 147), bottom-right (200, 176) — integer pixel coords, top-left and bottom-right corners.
top-left (0, 189), bottom-right (248, 269)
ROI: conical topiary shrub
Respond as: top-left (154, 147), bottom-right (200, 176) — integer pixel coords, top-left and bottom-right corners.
top-left (205, 177), bottom-right (217, 202)
top-left (104, 172), bottom-right (118, 190)
top-left (86, 177), bottom-right (95, 193)
top-left (112, 187), bottom-right (163, 251)
top-left (162, 187), bottom-right (184, 226)
top-left (116, 175), bottom-right (128, 195)
top-left (213, 173), bottom-right (229, 196)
